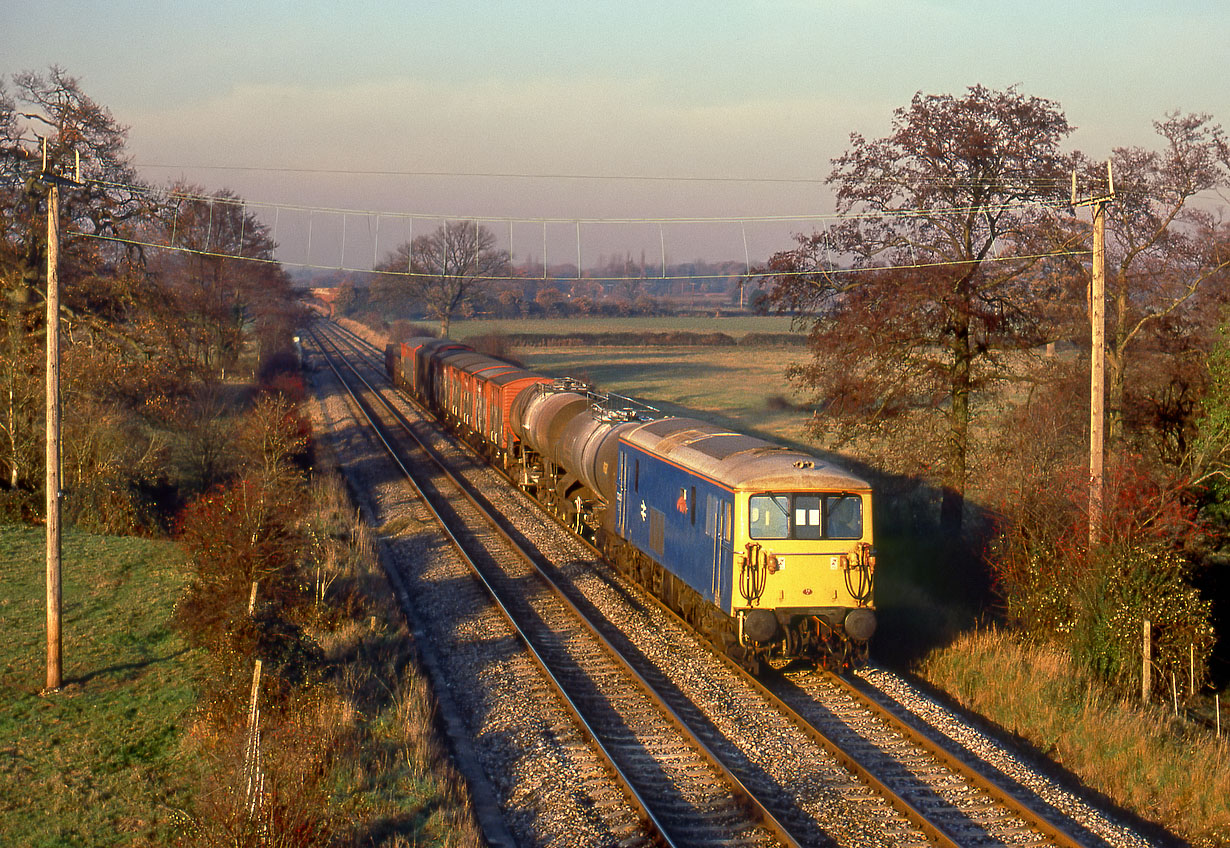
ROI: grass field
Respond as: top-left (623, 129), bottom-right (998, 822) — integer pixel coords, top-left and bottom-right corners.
top-left (449, 314), bottom-right (801, 341)
top-left (514, 344), bottom-right (821, 452)
top-left (0, 525), bottom-right (199, 846)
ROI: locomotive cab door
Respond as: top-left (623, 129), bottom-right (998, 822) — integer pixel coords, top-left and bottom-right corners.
top-left (707, 494), bottom-right (734, 608)
top-left (616, 451), bottom-right (629, 533)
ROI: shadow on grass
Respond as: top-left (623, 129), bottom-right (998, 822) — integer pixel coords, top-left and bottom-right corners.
top-left (67, 648), bottom-right (192, 686)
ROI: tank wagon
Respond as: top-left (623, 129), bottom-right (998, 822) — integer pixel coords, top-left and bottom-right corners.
top-left (386, 337), bottom-right (876, 672)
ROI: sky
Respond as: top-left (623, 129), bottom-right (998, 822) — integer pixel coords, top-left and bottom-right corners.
top-left (2, 0), bottom-right (1227, 270)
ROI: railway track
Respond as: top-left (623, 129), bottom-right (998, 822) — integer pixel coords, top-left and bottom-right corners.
top-left (309, 323), bottom-right (803, 847)
top-left (307, 318), bottom-right (1162, 848)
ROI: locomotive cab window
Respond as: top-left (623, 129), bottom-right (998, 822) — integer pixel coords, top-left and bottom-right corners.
top-left (748, 495), bottom-right (789, 539)
top-left (825, 494), bottom-right (863, 539)
top-left (749, 493), bottom-right (862, 540)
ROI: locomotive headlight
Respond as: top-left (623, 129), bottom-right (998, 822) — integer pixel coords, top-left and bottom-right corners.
top-left (766, 554), bottom-right (780, 574)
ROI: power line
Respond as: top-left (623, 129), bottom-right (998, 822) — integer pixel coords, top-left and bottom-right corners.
top-left (136, 163), bottom-right (834, 185)
top-left (92, 176), bottom-right (1074, 226)
top-left (74, 228), bottom-right (1090, 283)
top-left (129, 161), bottom-right (1219, 199)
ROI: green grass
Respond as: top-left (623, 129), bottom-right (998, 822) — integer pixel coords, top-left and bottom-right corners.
top-left (450, 314), bottom-right (800, 340)
top-left (0, 524), bottom-right (201, 847)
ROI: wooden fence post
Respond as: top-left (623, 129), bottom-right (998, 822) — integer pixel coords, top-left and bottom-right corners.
top-left (244, 659), bottom-right (264, 816)
top-left (1141, 619), bottom-right (1151, 704)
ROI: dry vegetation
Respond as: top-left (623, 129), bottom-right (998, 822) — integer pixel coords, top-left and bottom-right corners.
top-left (171, 401), bottom-right (481, 848)
top-left (921, 628), bottom-right (1230, 847)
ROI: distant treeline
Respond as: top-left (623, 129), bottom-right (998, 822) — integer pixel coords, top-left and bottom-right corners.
top-left (503, 331), bottom-right (806, 347)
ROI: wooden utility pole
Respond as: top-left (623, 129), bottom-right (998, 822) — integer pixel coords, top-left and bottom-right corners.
top-left (39, 144), bottom-right (82, 692)
top-left (44, 179), bottom-right (62, 691)
top-left (1072, 162), bottom-right (1114, 549)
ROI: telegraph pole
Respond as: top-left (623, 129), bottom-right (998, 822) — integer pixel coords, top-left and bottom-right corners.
top-left (39, 142), bottom-right (82, 692)
top-left (1072, 161), bottom-right (1114, 549)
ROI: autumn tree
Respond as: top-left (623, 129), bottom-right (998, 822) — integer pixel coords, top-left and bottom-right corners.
top-left (1, 66), bottom-right (147, 303)
top-left (146, 182), bottom-right (288, 383)
top-left (1191, 316), bottom-right (1230, 538)
top-left (758, 85), bottom-right (1074, 534)
top-left (0, 66), bottom-right (149, 497)
top-left (1079, 113), bottom-right (1230, 442)
top-left (374, 220), bottom-right (509, 338)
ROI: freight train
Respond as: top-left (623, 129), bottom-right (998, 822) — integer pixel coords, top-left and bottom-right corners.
top-left (385, 336), bottom-right (876, 672)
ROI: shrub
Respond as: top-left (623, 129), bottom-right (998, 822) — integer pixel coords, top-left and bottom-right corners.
top-left (181, 689), bottom-right (346, 848)
top-left (174, 478), bottom-right (313, 693)
top-left (61, 397), bottom-right (167, 534)
top-left (1072, 544), bottom-right (1214, 694)
top-left (987, 453), bottom-right (1215, 697)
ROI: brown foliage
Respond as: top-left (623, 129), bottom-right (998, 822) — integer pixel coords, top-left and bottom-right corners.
top-left (181, 691), bottom-right (346, 848)
top-left (759, 85), bottom-right (1074, 534)
top-left (987, 375), bottom-right (1214, 694)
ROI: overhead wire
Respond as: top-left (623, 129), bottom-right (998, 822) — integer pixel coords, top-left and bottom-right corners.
top-left (72, 228), bottom-right (1091, 283)
top-left (127, 161), bottom-right (1216, 199)
top-left (89, 175), bottom-right (1076, 226)
top-left (55, 164), bottom-right (1195, 283)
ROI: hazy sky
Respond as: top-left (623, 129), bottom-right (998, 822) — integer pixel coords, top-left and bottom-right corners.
top-left (2, 0), bottom-right (1226, 268)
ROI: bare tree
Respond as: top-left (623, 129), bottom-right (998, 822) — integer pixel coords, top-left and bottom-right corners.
top-left (0, 67), bottom-right (147, 493)
top-left (2, 66), bottom-right (147, 301)
top-left (1081, 113), bottom-right (1230, 441)
top-left (146, 182), bottom-right (285, 382)
top-left (374, 220), bottom-right (509, 338)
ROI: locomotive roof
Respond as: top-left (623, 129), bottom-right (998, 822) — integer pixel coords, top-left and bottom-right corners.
top-left (623, 417), bottom-right (869, 492)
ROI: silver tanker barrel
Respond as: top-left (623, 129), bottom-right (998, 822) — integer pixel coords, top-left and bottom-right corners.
top-left (557, 407), bottom-right (641, 505)
top-left (511, 380), bottom-right (659, 508)
top-left (512, 379), bottom-right (591, 464)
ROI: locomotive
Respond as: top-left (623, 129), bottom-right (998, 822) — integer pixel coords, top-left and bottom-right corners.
top-left (385, 336), bottom-right (876, 672)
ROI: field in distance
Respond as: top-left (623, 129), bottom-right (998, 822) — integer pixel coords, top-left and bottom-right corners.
top-left (450, 314), bottom-right (800, 341)
top-left (512, 343), bottom-right (821, 455)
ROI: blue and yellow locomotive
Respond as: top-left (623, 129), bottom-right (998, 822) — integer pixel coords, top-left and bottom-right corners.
top-left (387, 338), bottom-right (876, 672)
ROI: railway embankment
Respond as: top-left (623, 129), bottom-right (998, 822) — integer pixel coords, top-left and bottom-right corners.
top-left (0, 371), bottom-right (480, 847)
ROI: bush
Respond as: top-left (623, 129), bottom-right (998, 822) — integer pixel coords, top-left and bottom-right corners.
top-left (988, 453), bottom-right (1215, 697)
top-left (1072, 544), bottom-right (1214, 693)
top-left (61, 397), bottom-right (167, 534)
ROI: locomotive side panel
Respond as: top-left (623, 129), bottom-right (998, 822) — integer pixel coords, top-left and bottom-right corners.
top-left (617, 443), bottom-right (735, 608)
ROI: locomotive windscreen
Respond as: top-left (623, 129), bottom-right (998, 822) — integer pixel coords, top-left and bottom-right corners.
top-left (748, 493), bottom-right (863, 540)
